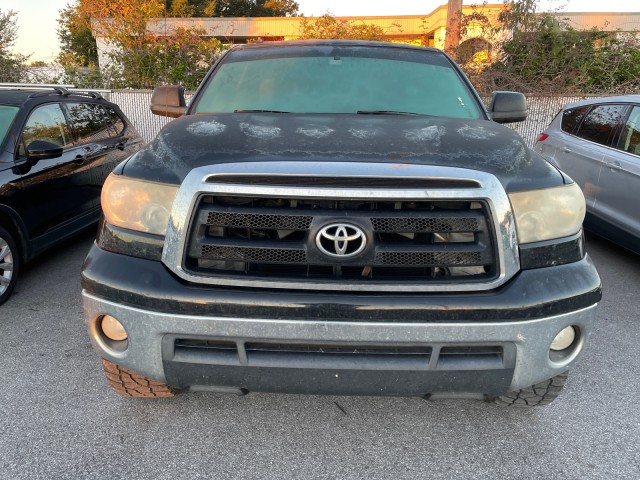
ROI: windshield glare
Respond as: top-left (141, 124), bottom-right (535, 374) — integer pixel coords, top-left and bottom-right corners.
top-left (0, 105), bottom-right (19, 147)
top-left (194, 46), bottom-right (482, 119)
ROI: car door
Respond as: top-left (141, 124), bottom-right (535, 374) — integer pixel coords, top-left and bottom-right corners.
top-left (571, 104), bottom-right (629, 219)
top-left (8, 102), bottom-right (86, 242)
top-left (594, 105), bottom-right (640, 239)
top-left (549, 105), bottom-right (603, 209)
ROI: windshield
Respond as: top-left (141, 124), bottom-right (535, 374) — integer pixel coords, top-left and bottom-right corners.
top-left (0, 105), bottom-right (19, 148)
top-left (193, 46), bottom-right (482, 119)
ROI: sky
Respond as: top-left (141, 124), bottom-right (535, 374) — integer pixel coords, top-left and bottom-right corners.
top-left (3, 0), bottom-right (636, 64)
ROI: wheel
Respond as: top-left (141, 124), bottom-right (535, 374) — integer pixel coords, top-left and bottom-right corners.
top-left (0, 225), bottom-right (20, 306)
top-left (101, 358), bottom-right (176, 398)
top-left (488, 371), bottom-right (568, 407)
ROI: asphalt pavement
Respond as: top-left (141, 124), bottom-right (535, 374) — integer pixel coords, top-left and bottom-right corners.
top-left (0, 230), bottom-right (638, 479)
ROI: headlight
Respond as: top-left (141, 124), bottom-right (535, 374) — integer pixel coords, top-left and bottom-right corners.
top-left (509, 183), bottom-right (585, 244)
top-left (101, 173), bottom-right (178, 235)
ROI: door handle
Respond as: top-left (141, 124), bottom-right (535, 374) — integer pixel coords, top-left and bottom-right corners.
top-left (607, 161), bottom-right (623, 171)
top-left (74, 146), bottom-right (96, 163)
top-left (561, 147), bottom-right (572, 154)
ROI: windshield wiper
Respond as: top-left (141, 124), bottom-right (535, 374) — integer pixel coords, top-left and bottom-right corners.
top-left (356, 110), bottom-right (423, 116)
top-left (234, 109), bottom-right (290, 113)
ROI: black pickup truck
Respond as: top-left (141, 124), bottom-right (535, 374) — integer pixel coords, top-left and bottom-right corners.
top-left (81, 41), bottom-right (601, 406)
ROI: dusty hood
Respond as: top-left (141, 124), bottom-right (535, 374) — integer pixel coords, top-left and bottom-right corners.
top-left (122, 113), bottom-right (563, 191)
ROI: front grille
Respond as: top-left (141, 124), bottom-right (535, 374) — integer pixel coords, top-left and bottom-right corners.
top-left (183, 194), bottom-right (498, 286)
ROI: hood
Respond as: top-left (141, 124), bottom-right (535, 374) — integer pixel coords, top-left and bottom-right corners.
top-left (122, 113), bottom-right (562, 192)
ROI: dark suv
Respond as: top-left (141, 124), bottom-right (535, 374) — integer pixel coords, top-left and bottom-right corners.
top-left (0, 85), bottom-right (143, 305)
top-left (81, 41), bottom-right (601, 406)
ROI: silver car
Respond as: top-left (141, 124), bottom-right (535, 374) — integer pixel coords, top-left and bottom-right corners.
top-left (534, 95), bottom-right (640, 253)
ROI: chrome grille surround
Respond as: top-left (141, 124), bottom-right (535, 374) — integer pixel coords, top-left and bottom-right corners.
top-left (162, 162), bottom-right (520, 292)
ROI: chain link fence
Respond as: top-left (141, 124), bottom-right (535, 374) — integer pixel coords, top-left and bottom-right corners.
top-left (514, 95), bottom-right (594, 146)
top-left (107, 90), bottom-right (595, 147)
top-left (107, 90), bottom-right (172, 144)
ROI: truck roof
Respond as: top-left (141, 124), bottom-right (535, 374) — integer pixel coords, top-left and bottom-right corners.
top-left (231, 39), bottom-right (442, 54)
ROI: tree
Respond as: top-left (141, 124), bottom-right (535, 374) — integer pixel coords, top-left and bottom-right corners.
top-left (64, 0), bottom-right (224, 89)
top-left (453, 0), bottom-right (640, 95)
top-left (165, 0), bottom-right (299, 17)
top-left (0, 9), bottom-right (28, 82)
top-left (57, 2), bottom-right (99, 68)
top-left (498, 0), bottom-right (539, 33)
top-left (56, 2), bottom-right (105, 88)
top-left (111, 26), bottom-right (224, 90)
top-left (488, 10), bottom-right (640, 94)
top-left (167, 0), bottom-right (195, 16)
top-left (75, 0), bottom-right (165, 49)
top-left (299, 14), bottom-right (386, 41)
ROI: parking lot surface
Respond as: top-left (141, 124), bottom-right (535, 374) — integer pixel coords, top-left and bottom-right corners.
top-left (1, 231), bottom-right (638, 479)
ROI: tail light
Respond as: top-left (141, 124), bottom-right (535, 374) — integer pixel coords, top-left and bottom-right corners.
top-left (536, 133), bottom-right (549, 143)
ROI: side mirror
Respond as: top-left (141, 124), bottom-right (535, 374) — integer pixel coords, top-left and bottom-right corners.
top-left (26, 140), bottom-right (63, 160)
top-left (151, 85), bottom-right (187, 118)
top-left (489, 91), bottom-right (527, 123)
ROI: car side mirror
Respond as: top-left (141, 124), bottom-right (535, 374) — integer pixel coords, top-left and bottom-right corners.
top-left (151, 85), bottom-right (187, 118)
top-left (489, 91), bottom-right (527, 123)
top-left (26, 140), bottom-right (63, 160)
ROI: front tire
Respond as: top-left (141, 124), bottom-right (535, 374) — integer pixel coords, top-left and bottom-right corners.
top-left (101, 358), bottom-right (176, 398)
top-left (0, 225), bottom-right (20, 306)
top-left (489, 371), bottom-right (568, 407)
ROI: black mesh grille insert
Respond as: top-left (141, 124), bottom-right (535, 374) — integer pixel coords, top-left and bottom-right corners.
top-left (206, 212), bottom-right (313, 230)
top-left (375, 251), bottom-right (483, 266)
top-left (183, 193), bottom-right (498, 287)
top-left (200, 245), bottom-right (307, 263)
top-left (371, 216), bottom-right (480, 233)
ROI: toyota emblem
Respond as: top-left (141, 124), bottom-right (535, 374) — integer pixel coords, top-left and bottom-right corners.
top-left (316, 223), bottom-right (366, 258)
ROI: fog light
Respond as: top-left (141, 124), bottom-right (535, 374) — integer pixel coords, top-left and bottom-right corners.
top-left (550, 326), bottom-right (576, 351)
top-left (101, 315), bottom-right (128, 341)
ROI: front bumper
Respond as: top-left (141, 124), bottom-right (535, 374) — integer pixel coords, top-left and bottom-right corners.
top-left (82, 245), bottom-right (601, 397)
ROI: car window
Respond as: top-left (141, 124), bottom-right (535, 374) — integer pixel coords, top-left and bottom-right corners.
top-left (560, 106), bottom-right (589, 134)
top-left (575, 104), bottom-right (627, 147)
top-left (19, 103), bottom-right (72, 156)
top-left (618, 106), bottom-right (640, 156)
top-left (66, 103), bottom-right (115, 144)
top-left (104, 105), bottom-right (125, 135)
top-left (0, 105), bottom-right (19, 148)
top-left (194, 46), bottom-right (482, 118)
